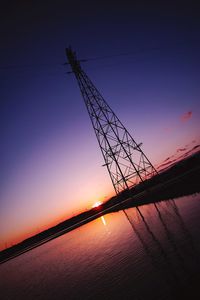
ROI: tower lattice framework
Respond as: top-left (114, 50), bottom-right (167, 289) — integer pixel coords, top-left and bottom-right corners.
top-left (66, 47), bottom-right (158, 194)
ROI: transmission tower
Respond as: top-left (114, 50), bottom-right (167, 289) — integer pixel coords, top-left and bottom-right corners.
top-left (66, 47), bottom-right (158, 194)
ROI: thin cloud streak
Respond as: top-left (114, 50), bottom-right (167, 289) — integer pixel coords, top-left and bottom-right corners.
top-left (157, 142), bottom-right (200, 172)
top-left (180, 111), bottom-right (192, 122)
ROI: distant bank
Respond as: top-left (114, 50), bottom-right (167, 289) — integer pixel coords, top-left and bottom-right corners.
top-left (1, 151), bottom-right (200, 264)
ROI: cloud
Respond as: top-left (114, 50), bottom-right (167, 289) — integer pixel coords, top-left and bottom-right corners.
top-left (163, 157), bottom-right (170, 162)
top-left (180, 111), bottom-right (192, 122)
top-left (175, 145), bottom-right (200, 161)
top-left (176, 147), bottom-right (186, 153)
top-left (157, 143), bottom-right (200, 172)
top-left (191, 144), bottom-right (200, 151)
top-left (157, 158), bottom-right (179, 172)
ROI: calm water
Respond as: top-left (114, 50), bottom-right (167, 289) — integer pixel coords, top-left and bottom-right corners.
top-left (0, 194), bottom-right (200, 300)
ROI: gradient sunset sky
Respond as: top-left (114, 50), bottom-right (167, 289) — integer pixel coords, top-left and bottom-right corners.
top-left (1, 1), bottom-right (200, 249)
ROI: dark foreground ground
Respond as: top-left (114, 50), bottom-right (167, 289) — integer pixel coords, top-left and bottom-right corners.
top-left (1, 151), bottom-right (200, 264)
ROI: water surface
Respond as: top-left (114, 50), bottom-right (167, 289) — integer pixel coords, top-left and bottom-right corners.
top-left (0, 194), bottom-right (200, 299)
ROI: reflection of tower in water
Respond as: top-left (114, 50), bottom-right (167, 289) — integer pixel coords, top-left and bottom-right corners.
top-left (123, 209), bottom-right (178, 295)
top-left (166, 199), bottom-right (200, 265)
top-left (123, 199), bottom-right (200, 298)
top-left (159, 199), bottom-right (200, 266)
top-left (125, 207), bottom-right (180, 285)
top-left (153, 202), bottom-right (189, 276)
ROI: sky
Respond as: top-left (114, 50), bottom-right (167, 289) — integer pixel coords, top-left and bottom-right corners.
top-left (1, 1), bottom-right (200, 249)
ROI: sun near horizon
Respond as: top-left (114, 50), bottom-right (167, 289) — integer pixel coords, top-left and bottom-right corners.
top-left (92, 201), bottom-right (103, 208)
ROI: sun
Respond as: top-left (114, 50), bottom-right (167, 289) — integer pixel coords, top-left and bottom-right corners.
top-left (92, 201), bottom-right (103, 208)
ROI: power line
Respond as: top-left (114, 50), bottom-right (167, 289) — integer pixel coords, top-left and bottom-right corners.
top-left (83, 38), bottom-right (200, 62)
top-left (1, 38), bottom-right (199, 71)
top-left (85, 46), bottom-right (161, 61)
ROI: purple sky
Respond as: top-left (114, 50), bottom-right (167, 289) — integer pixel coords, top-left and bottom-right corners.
top-left (1, 1), bottom-right (200, 249)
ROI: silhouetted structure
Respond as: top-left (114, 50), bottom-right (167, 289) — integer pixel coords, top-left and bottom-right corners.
top-left (66, 47), bottom-right (157, 194)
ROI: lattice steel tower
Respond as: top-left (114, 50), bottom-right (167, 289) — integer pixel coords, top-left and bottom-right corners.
top-left (66, 47), bottom-right (157, 194)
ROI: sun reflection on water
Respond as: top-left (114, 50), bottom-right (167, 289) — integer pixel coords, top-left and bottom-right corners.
top-left (101, 216), bottom-right (106, 226)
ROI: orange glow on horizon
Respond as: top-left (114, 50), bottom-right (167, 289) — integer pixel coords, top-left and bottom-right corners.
top-left (0, 194), bottom-right (114, 251)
